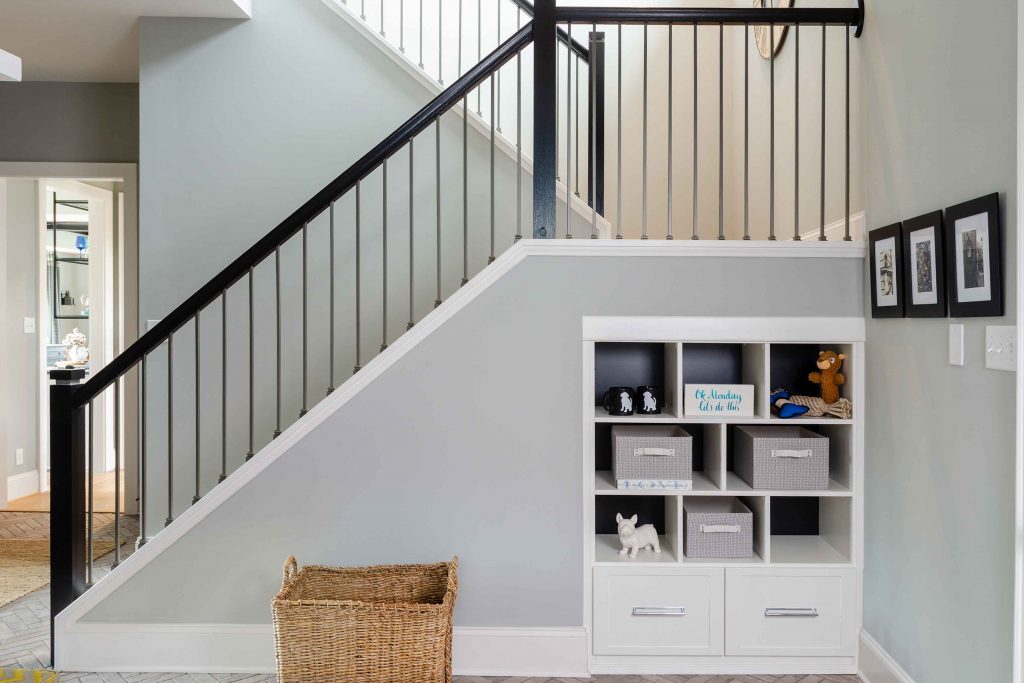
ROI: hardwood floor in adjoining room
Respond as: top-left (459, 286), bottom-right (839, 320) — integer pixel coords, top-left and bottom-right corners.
top-left (3, 470), bottom-right (124, 513)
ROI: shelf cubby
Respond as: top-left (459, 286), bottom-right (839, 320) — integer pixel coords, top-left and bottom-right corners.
top-left (768, 342), bottom-right (855, 422)
top-left (681, 343), bottom-right (768, 418)
top-left (680, 494), bottom-right (767, 564)
top-left (769, 496), bottom-right (852, 565)
top-left (722, 423), bottom-right (854, 496)
top-left (594, 494), bottom-right (679, 563)
top-left (594, 422), bottom-right (725, 494)
top-left (594, 342), bottom-right (680, 418)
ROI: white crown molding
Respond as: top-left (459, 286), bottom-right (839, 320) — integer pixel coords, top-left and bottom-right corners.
top-left (859, 630), bottom-right (919, 683)
top-left (56, 621), bottom-right (589, 676)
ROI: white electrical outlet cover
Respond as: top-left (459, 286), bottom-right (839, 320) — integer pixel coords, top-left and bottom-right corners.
top-left (23, 317), bottom-right (35, 334)
top-left (949, 324), bottom-right (964, 366)
top-left (15, 448), bottom-right (24, 466)
top-left (985, 325), bottom-right (1017, 372)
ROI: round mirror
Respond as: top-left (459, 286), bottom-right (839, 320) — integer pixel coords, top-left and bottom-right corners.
top-left (753, 0), bottom-right (793, 60)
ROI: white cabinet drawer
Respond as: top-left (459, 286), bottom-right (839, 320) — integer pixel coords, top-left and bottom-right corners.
top-left (725, 567), bottom-right (858, 657)
top-left (594, 566), bottom-right (724, 656)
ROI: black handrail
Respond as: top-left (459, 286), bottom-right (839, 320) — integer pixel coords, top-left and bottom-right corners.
top-left (556, 6), bottom-right (865, 37)
top-left (69, 22), bottom-right (535, 410)
top-left (509, 0), bottom-right (590, 60)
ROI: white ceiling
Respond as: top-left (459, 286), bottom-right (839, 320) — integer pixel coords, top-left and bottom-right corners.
top-left (0, 0), bottom-right (251, 82)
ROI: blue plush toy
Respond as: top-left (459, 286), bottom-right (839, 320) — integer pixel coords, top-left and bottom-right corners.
top-left (770, 388), bottom-right (810, 419)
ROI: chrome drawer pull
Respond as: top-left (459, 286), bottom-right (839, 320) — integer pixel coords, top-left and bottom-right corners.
top-left (765, 608), bottom-right (819, 618)
top-left (632, 607), bottom-right (687, 617)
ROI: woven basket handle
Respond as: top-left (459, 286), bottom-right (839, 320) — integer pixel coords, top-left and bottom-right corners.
top-left (282, 556), bottom-right (299, 586)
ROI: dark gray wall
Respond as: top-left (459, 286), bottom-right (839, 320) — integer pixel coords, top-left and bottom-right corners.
top-left (0, 83), bottom-right (138, 163)
top-left (83, 252), bottom-right (863, 625)
top-left (860, 0), bottom-right (1017, 681)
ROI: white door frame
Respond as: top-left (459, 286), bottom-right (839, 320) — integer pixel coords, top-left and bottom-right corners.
top-left (0, 162), bottom-right (138, 514)
top-left (1015, 0), bottom-right (1024, 676)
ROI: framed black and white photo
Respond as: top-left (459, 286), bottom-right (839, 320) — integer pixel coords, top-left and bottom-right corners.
top-left (901, 211), bottom-right (946, 317)
top-left (944, 193), bottom-right (1003, 317)
top-left (869, 223), bottom-right (904, 318)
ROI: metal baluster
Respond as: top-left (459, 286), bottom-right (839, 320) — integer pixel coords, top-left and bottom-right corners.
top-left (820, 23), bottom-right (826, 241)
top-left (667, 24), bottom-right (673, 240)
top-left (489, 73), bottom-right (496, 262)
top-left (516, 26), bottom-right (523, 241)
top-left (692, 22), bottom-right (698, 240)
top-left (438, 0), bottom-right (443, 84)
top-left (769, 22), bottom-right (775, 240)
top-left (458, 0), bottom-right (462, 79)
top-left (616, 23), bottom-right (622, 239)
top-left (497, 2), bottom-right (502, 132)
top-left (418, 0), bottom-right (423, 66)
top-left (477, 0), bottom-right (482, 114)
top-left (400, 0), bottom-right (405, 51)
top-left (246, 269), bottom-right (254, 458)
top-left (300, 222), bottom-right (308, 416)
top-left (462, 94), bottom-right (469, 284)
top-left (436, 119), bottom-right (443, 306)
top-left (328, 203), bottom-right (336, 393)
top-left (113, 379), bottom-right (121, 566)
top-left (380, 0), bottom-right (385, 36)
top-left (139, 355), bottom-right (147, 545)
top-left (87, 400), bottom-right (94, 581)
top-left (193, 314), bottom-right (201, 504)
top-left (355, 182), bottom-right (363, 372)
top-left (744, 23), bottom-right (749, 240)
top-left (641, 23), bottom-right (648, 239)
top-left (220, 293), bottom-right (227, 481)
top-left (794, 25), bottom-right (801, 240)
top-left (844, 23), bottom-right (851, 241)
top-left (273, 246), bottom-right (281, 438)
top-left (556, 35), bottom-right (560, 184)
top-left (382, 160), bottom-right (389, 352)
top-left (361, 0), bottom-right (366, 20)
top-left (575, 54), bottom-right (581, 198)
top-left (591, 23), bottom-right (598, 239)
top-left (566, 21), bottom-right (573, 238)
top-left (165, 334), bottom-right (174, 527)
top-left (409, 141), bottom-right (416, 328)
top-left (718, 23), bottom-right (724, 240)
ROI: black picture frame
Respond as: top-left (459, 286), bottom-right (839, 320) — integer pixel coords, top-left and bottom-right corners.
top-left (869, 223), bottom-right (904, 318)
top-left (901, 211), bottom-right (946, 318)
top-left (944, 193), bottom-right (1003, 317)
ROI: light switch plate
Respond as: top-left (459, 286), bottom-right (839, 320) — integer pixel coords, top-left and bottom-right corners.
top-left (985, 325), bottom-right (1017, 371)
top-left (23, 317), bottom-right (35, 334)
top-left (949, 324), bottom-right (964, 366)
top-left (15, 448), bottom-right (24, 466)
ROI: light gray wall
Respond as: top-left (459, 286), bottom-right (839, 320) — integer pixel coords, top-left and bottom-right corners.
top-left (0, 83), bottom-right (138, 163)
top-left (860, 1), bottom-right (1017, 681)
top-left (83, 252), bottom-right (863, 625)
top-left (2, 180), bottom-right (41, 492)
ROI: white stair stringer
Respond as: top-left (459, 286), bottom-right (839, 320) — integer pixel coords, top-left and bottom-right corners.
top-left (53, 239), bottom-right (867, 675)
top-left (321, 0), bottom-right (610, 236)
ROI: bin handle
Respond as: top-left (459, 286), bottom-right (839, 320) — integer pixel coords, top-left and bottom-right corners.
top-left (282, 556), bottom-right (299, 586)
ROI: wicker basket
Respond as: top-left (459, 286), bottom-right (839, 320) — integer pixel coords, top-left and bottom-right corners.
top-left (272, 555), bottom-right (458, 683)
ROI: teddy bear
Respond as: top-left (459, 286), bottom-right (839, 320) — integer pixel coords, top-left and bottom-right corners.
top-left (808, 350), bottom-right (846, 405)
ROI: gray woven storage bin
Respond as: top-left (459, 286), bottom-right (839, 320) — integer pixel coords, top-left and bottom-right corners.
top-left (734, 425), bottom-right (829, 490)
top-left (684, 498), bottom-right (753, 559)
top-left (611, 425), bottom-right (692, 491)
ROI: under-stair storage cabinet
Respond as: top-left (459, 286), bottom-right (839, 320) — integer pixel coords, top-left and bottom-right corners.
top-left (584, 318), bottom-right (864, 675)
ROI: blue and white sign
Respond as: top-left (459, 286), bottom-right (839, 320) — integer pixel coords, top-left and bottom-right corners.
top-left (684, 384), bottom-right (755, 416)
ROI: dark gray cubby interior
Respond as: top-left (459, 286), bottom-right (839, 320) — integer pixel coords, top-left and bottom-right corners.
top-left (595, 423), bottom-right (705, 472)
top-left (770, 343), bottom-right (830, 397)
top-left (770, 497), bottom-right (820, 535)
top-left (682, 343), bottom-right (743, 385)
top-left (595, 496), bottom-right (667, 535)
top-left (594, 342), bottom-right (667, 404)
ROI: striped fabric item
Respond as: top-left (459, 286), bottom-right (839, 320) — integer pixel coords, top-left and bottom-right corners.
top-left (0, 670), bottom-right (59, 683)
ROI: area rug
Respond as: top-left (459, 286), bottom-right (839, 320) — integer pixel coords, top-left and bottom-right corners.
top-left (0, 539), bottom-right (115, 608)
top-left (0, 669), bottom-right (59, 682)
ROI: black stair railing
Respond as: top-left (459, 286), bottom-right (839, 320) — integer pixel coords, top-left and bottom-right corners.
top-left (48, 1), bottom-right (864, 664)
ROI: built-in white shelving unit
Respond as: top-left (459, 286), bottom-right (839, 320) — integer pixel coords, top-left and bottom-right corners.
top-left (583, 317), bottom-right (864, 675)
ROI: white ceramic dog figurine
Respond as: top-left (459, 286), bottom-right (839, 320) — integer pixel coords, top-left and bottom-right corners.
top-left (616, 513), bottom-right (661, 559)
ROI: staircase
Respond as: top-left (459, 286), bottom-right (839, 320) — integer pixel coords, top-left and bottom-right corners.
top-left (47, 0), bottom-right (865, 672)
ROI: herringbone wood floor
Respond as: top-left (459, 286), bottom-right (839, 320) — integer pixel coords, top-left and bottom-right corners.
top-left (0, 512), bottom-right (860, 682)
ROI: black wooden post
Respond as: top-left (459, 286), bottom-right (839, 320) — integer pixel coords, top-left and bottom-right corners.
top-left (533, 0), bottom-right (557, 238)
top-left (49, 367), bottom-right (87, 664)
top-left (588, 31), bottom-right (605, 215)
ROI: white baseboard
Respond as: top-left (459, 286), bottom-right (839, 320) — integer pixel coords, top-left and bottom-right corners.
top-left (859, 629), bottom-right (919, 683)
top-left (7, 470), bottom-right (39, 502)
top-left (55, 622), bottom-right (589, 676)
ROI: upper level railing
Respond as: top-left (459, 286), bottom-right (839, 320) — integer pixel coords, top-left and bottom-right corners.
top-left (47, 1), bottom-right (864, 661)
